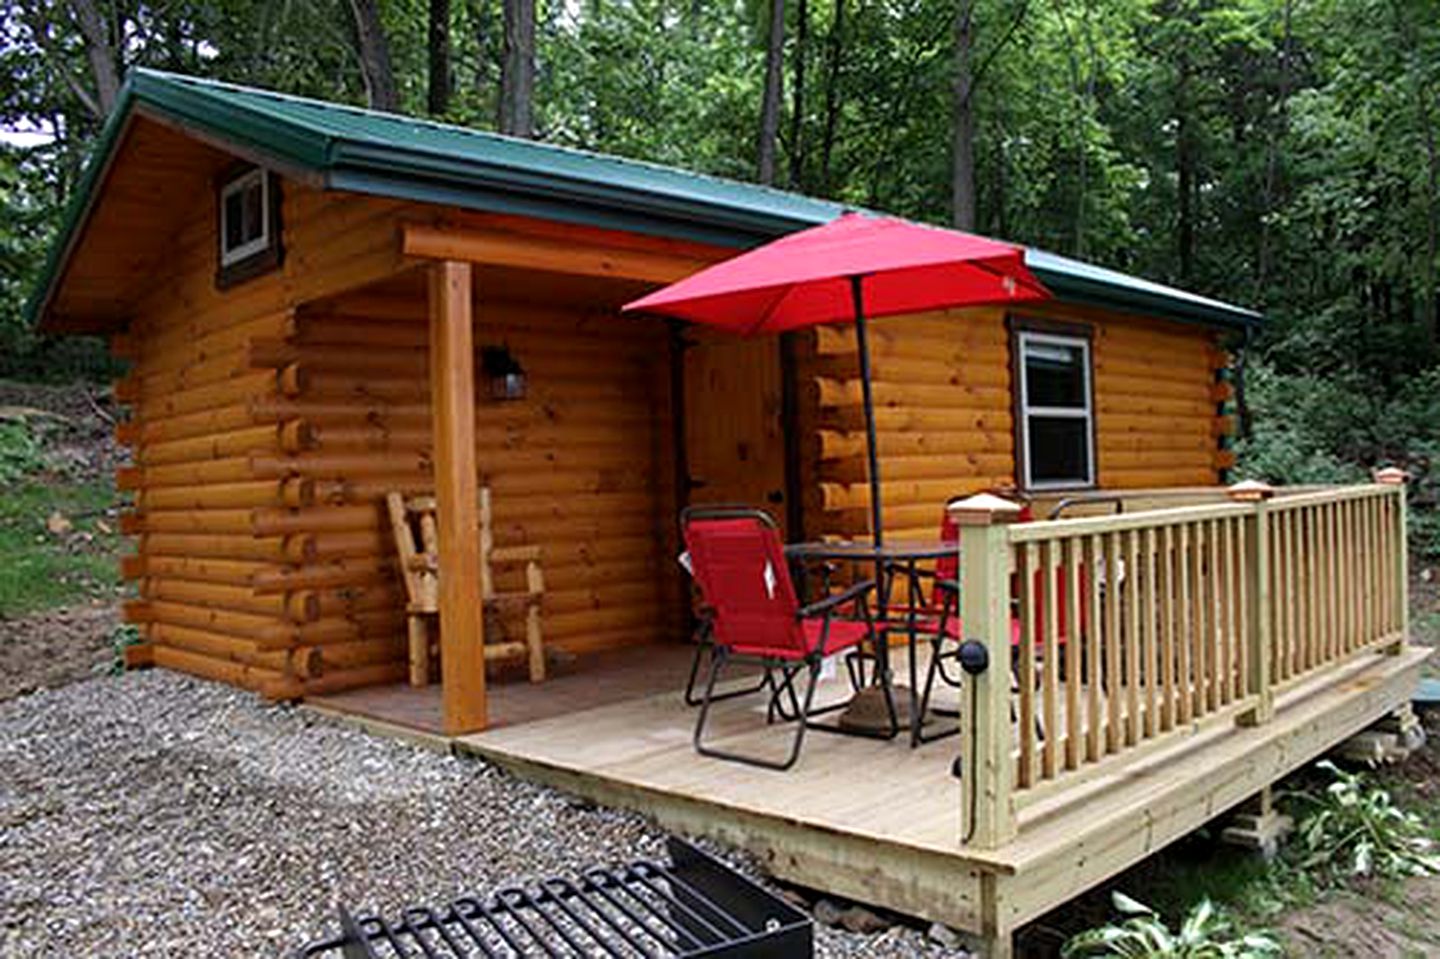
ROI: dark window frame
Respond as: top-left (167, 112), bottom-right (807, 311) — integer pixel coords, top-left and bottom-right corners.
top-left (215, 165), bottom-right (283, 290)
top-left (1007, 315), bottom-right (1097, 492)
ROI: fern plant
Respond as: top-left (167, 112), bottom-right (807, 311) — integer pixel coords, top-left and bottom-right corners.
top-left (1062, 893), bottom-right (1282, 958)
top-left (1291, 760), bottom-right (1440, 882)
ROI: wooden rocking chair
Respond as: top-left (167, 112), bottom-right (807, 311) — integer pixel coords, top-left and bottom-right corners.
top-left (386, 487), bottom-right (546, 687)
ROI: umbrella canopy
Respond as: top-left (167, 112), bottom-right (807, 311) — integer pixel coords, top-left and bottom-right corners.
top-left (624, 211), bottom-right (1049, 333)
top-left (624, 211), bottom-right (1050, 546)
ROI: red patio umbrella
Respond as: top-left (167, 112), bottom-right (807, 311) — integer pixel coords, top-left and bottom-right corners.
top-left (623, 211), bottom-right (1049, 545)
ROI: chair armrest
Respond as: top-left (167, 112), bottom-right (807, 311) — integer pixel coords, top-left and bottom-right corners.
top-left (934, 578), bottom-right (960, 594)
top-left (798, 579), bottom-right (876, 619)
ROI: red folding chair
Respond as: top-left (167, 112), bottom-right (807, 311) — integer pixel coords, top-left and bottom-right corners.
top-left (681, 506), bottom-right (896, 771)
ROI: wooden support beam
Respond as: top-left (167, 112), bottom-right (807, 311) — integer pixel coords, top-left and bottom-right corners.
top-left (430, 260), bottom-right (487, 735)
top-left (402, 222), bottom-right (709, 285)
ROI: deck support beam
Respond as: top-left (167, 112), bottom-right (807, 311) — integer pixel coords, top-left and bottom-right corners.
top-left (429, 259), bottom-right (487, 735)
top-left (402, 222), bottom-right (711, 284)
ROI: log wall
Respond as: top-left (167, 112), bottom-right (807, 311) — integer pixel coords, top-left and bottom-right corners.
top-left (115, 175), bottom-right (680, 701)
top-left (799, 303), bottom-right (1231, 541)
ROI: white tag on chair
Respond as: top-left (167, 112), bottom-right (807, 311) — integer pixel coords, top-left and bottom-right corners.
top-left (763, 560), bottom-right (777, 599)
top-left (677, 550), bottom-right (693, 575)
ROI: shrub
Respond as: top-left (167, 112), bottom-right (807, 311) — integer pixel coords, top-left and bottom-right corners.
top-left (1062, 893), bottom-right (1282, 958)
top-left (0, 419), bottom-right (43, 484)
top-left (1289, 760), bottom-right (1440, 883)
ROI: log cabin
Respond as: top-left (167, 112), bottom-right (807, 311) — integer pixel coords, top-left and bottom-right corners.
top-left (30, 71), bottom-right (1425, 957)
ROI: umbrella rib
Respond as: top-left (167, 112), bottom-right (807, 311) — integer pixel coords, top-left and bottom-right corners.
top-left (741, 284), bottom-right (799, 336)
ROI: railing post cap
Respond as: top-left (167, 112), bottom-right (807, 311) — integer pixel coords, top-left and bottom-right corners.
top-left (1226, 479), bottom-right (1276, 502)
top-left (1374, 466), bottom-right (1409, 486)
top-left (948, 492), bottom-right (1024, 526)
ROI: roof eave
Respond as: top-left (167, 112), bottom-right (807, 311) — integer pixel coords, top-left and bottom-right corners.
top-left (1033, 266), bottom-right (1262, 331)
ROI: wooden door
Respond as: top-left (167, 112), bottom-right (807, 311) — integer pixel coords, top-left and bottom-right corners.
top-left (681, 330), bottom-right (790, 534)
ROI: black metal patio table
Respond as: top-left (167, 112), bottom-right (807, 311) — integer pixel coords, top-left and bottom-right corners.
top-left (784, 539), bottom-right (958, 747)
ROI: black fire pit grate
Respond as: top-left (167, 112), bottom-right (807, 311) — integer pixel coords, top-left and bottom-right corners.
top-left (294, 838), bottom-right (813, 958)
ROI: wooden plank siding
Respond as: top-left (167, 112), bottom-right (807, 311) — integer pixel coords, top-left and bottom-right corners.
top-left (798, 305), bottom-right (1229, 541)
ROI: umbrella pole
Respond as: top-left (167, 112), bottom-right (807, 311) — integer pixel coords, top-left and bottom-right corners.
top-left (850, 275), bottom-right (884, 550)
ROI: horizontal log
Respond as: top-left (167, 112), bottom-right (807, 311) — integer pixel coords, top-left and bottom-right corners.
top-left (251, 557), bottom-right (395, 594)
top-left (152, 644), bottom-right (287, 695)
top-left (139, 423), bottom-right (306, 467)
top-left (149, 622), bottom-right (321, 678)
top-left (128, 509), bottom-right (255, 535)
top-left (295, 662), bottom-right (407, 699)
top-left (139, 555), bottom-right (266, 587)
top-left (142, 532), bottom-right (289, 562)
top-left (251, 505), bottom-right (380, 537)
top-left (140, 481), bottom-right (290, 511)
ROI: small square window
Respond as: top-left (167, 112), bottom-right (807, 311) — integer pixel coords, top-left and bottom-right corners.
top-left (216, 167), bottom-right (282, 288)
top-left (1014, 327), bottom-right (1095, 490)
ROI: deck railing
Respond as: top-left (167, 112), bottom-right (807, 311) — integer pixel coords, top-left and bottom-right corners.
top-left (953, 479), bottom-right (1409, 849)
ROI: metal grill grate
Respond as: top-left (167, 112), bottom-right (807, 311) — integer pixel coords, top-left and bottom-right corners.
top-left (294, 838), bottom-right (812, 958)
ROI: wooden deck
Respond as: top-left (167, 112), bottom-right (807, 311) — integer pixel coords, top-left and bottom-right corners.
top-left (309, 642), bottom-right (735, 734)
top-left (452, 644), bottom-right (1427, 956)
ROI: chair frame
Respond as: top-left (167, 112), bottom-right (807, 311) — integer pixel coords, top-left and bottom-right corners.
top-left (681, 505), bottom-right (897, 771)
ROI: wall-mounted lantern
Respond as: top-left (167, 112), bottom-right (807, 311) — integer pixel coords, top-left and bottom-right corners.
top-left (481, 346), bottom-right (526, 401)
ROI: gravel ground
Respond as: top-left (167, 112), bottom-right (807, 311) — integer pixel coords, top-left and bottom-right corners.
top-left (0, 671), bottom-right (970, 957)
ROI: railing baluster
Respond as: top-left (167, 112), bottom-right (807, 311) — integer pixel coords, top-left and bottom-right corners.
top-left (1160, 524), bottom-right (1176, 732)
top-left (1063, 537), bottom-right (1082, 771)
top-left (1085, 533), bottom-right (1103, 762)
top-left (1124, 529), bottom-right (1141, 746)
top-left (1018, 541), bottom-right (1038, 789)
top-left (1042, 541), bottom-right (1060, 780)
top-left (1177, 522), bottom-right (1195, 723)
top-left (1142, 526), bottom-right (1158, 738)
top-left (1104, 531), bottom-right (1122, 751)
top-left (1207, 518), bottom-right (1222, 709)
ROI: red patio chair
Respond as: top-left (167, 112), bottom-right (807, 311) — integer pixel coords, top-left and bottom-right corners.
top-left (681, 506), bottom-right (895, 771)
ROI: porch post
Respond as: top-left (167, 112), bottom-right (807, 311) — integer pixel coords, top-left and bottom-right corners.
top-left (952, 493), bottom-right (1022, 851)
top-left (1375, 467), bottom-right (1409, 652)
top-left (1230, 480), bottom-right (1274, 726)
top-left (430, 260), bottom-right (487, 735)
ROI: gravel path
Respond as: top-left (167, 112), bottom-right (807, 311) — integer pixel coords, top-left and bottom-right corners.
top-left (0, 671), bottom-right (970, 957)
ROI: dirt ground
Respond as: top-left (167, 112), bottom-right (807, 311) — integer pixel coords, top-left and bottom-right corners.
top-left (0, 602), bottom-right (118, 701)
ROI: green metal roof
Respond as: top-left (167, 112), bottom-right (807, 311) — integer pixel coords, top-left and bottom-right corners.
top-left (29, 69), bottom-right (1262, 332)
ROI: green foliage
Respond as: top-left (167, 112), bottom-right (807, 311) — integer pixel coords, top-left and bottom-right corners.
top-left (1062, 892), bottom-right (1282, 958)
top-left (1289, 760), bottom-right (1440, 884)
top-left (0, 480), bottom-right (122, 617)
top-left (0, 419), bottom-right (44, 485)
top-left (109, 623), bottom-right (142, 676)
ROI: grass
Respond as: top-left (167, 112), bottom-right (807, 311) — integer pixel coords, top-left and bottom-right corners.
top-left (0, 479), bottom-right (125, 617)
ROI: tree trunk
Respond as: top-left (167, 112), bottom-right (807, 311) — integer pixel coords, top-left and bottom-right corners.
top-left (499, 0), bottom-right (536, 138)
top-left (951, 0), bottom-right (976, 230)
top-left (428, 0), bottom-right (452, 115)
top-left (757, 0), bottom-right (786, 185)
top-left (68, 0), bottom-right (122, 116)
top-left (346, 0), bottom-right (399, 112)
top-left (1254, 0), bottom-right (1292, 300)
top-left (1176, 53), bottom-right (1196, 284)
top-left (788, 0), bottom-right (808, 189)
top-left (819, 0), bottom-right (845, 193)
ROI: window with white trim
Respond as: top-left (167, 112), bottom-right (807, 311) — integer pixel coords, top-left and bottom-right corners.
top-left (1016, 330), bottom-right (1095, 489)
top-left (220, 168), bottom-right (271, 267)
